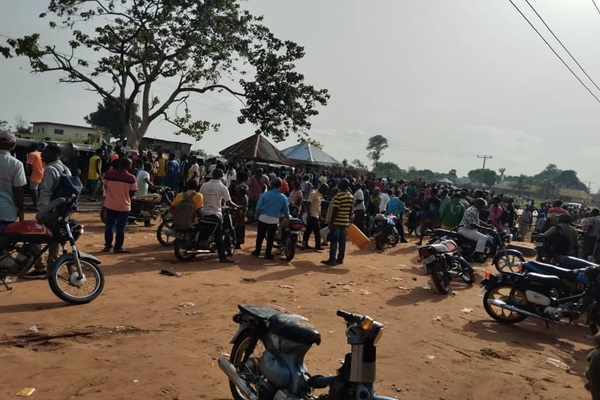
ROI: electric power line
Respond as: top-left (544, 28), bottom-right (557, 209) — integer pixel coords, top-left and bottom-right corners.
top-left (524, 0), bottom-right (600, 93)
top-left (507, 0), bottom-right (600, 104)
top-left (593, 0), bottom-right (600, 16)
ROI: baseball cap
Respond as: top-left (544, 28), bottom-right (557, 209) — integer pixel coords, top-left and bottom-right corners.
top-left (0, 130), bottom-right (16, 144)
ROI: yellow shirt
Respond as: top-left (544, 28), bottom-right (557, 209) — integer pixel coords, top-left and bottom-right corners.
top-left (88, 155), bottom-right (102, 180)
top-left (157, 157), bottom-right (167, 177)
top-left (172, 190), bottom-right (204, 223)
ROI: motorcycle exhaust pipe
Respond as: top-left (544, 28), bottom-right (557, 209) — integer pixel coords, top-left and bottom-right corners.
top-left (487, 299), bottom-right (549, 321)
top-left (218, 357), bottom-right (258, 400)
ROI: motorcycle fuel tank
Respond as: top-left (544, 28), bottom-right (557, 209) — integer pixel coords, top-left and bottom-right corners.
top-left (2, 220), bottom-right (52, 243)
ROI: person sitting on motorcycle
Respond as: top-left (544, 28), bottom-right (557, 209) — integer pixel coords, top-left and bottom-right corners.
top-left (542, 213), bottom-right (579, 261)
top-left (171, 180), bottom-right (204, 224)
top-left (457, 198), bottom-right (494, 262)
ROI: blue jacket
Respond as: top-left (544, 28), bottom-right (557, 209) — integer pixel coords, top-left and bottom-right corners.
top-left (387, 197), bottom-right (405, 219)
top-left (255, 189), bottom-right (290, 219)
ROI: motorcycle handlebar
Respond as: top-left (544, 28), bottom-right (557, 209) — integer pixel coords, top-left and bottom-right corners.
top-left (336, 310), bottom-right (362, 323)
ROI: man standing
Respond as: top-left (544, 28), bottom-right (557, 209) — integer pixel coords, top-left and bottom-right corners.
top-left (155, 150), bottom-right (167, 186)
top-left (303, 184), bottom-right (327, 251)
top-left (440, 194), bottom-right (465, 230)
top-left (187, 156), bottom-right (200, 186)
top-left (199, 168), bottom-right (238, 263)
top-left (26, 143), bottom-right (44, 210)
top-left (352, 184), bottom-right (366, 233)
top-left (166, 153), bottom-right (180, 192)
top-left (247, 168), bottom-right (270, 208)
top-left (135, 162), bottom-right (157, 197)
top-left (379, 189), bottom-right (391, 214)
top-left (102, 158), bottom-right (137, 253)
top-left (253, 178), bottom-right (290, 259)
top-left (87, 148), bottom-right (102, 202)
top-left (583, 209), bottom-right (600, 261)
top-left (417, 187), bottom-right (441, 246)
top-left (457, 198), bottom-right (492, 262)
top-left (0, 131), bottom-right (26, 232)
top-left (322, 179), bottom-right (354, 266)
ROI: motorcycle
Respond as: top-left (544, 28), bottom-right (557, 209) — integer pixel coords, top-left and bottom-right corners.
top-left (275, 217), bottom-right (303, 261)
top-left (405, 208), bottom-right (422, 237)
top-left (219, 305), bottom-right (393, 400)
top-left (418, 238), bottom-right (475, 294)
top-left (156, 207), bottom-right (175, 247)
top-left (428, 227), bottom-right (525, 271)
top-left (100, 186), bottom-right (175, 227)
top-left (0, 196), bottom-right (104, 305)
top-left (371, 214), bottom-right (399, 251)
top-left (172, 206), bottom-right (236, 261)
top-left (481, 266), bottom-right (600, 334)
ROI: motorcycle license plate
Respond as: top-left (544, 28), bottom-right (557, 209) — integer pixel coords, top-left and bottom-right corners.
top-left (421, 255), bottom-right (435, 265)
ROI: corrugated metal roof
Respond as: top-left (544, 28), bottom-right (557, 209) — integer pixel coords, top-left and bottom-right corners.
top-left (219, 133), bottom-right (290, 164)
top-left (281, 143), bottom-right (340, 166)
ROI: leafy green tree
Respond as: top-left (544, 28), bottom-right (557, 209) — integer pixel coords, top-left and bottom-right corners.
top-left (297, 136), bottom-right (323, 149)
top-left (514, 174), bottom-right (529, 195)
top-left (85, 98), bottom-right (141, 142)
top-left (468, 168), bottom-right (497, 188)
top-left (373, 161), bottom-right (401, 179)
top-left (341, 159), bottom-right (348, 168)
top-left (366, 135), bottom-right (389, 167)
top-left (447, 169), bottom-right (458, 182)
top-left (554, 170), bottom-right (588, 192)
top-left (498, 167), bottom-right (506, 183)
top-left (537, 179), bottom-right (559, 200)
top-left (352, 159), bottom-right (368, 170)
top-left (1, 0), bottom-right (329, 149)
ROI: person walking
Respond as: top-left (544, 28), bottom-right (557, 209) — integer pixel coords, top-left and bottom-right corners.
top-left (102, 158), bottom-right (137, 253)
top-left (252, 178), bottom-right (290, 260)
top-left (199, 168), bottom-right (238, 263)
top-left (322, 179), bottom-right (354, 266)
top-left (0, 131), bottom-right (26, 232)
top-left (26, 143), bottom-right (44, 210)
top-left (87, 148), bottom-right (102, 202)
top-left (303, 184), bottom-right (326, 251)
top-left (166, 153), bottom-right (180, 192)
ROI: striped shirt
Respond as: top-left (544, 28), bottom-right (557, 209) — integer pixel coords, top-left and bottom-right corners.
top-left (331, 191), bottom-right (354, 227)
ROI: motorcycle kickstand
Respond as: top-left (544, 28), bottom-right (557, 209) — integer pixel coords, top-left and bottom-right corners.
top-left (1, 277), bottom-right (12, 291)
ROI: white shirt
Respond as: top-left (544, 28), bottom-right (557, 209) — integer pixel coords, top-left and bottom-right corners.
top-left (135, 170), bottom-right (150, 196)
top-left (227, 168), bottom-right (237, 183)
top-left (0, 150), bottom-right (27, 222)
top-left (199, 179), bottom-right (231, 217)
top-left (379, 193), bottom-right (391, 213)
top-left (187, 163), bottom-right (200, 183)
top-left (353, 189), bottom-right (365, 211)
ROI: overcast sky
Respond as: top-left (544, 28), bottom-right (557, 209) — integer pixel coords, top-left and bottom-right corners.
top-left (1, 1), bottom-right (600, 188)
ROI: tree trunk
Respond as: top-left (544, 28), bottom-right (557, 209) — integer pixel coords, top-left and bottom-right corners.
top-left (126, 123), bottom-right (148, 152)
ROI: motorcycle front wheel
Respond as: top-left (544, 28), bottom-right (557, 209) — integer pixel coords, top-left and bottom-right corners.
top-left (229, 329), bottom-right (266, 400)
top-left (493, 251), bottom-right (526, 273)
top-left (156, 220), bottom-right (175, 246)
top-left (431, 264), bottom-right (452, 294)
top-left (174, 240), bottom-right (197, 261)
top-left (48, 260), bottom-right (104, 304)
top-left (457, 257), bottom-right (475, 285)
top-left (224, 231), bottom-right (235, 257)
top-left (483, 285), bottom-right (528, 324)
top-left (284, 235), bottom-right (297, 261)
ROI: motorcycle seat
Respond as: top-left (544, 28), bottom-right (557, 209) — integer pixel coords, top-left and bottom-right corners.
top-left (429, 243), bottom-right (451, 254)
top-left (238, 304), bottom-right (280, 321)
top-left (556, 256), bottom-right (598, 270)
top-left (268, 313), bottom-right (321, 345)
top-left (525, 262), bottom-right (574, 279)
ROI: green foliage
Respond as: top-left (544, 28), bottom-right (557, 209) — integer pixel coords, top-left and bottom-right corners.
top-left (0, 120), bottom-right (8, 130)
top-left (351, 159), bottom-right (369, 171)
top-left (297, 136), bottom-right (323, 149)
top-left (531, 163), bottom-right (588, 192)
top-left (467, 168), bottom-right (498, 188)
top-left (341, 159), bottom-right (348, 168)
top-left (498, 167), bottom-right (506, 183)
top-left (366, 135), bottom-right (389, 167)
top-left (85, 98), bottom-right (140, 141)
top-left (2, 0), bottom-right (329, 149)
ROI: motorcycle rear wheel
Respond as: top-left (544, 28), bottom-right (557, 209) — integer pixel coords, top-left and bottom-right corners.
top-left (285, 235), bottom-right (297, 261)
top-left (483, 285), bottom-right (528, 324)
top-left (431, 265), bottom-right (452, 294)
top-left (48, 260), bottom-right (104, 304)
top-left (174, 240), bottom-right (197, 261)
top-left (229, 329), bottom-right (266, 400)
top-left (224, 231), bottom-right (235, 257)
top-left (493, 251), bottom-right (526, 273)
top-left (388, 232), bottom-right (399, 247)
top-left (156, 220), bottom-right (175, 247)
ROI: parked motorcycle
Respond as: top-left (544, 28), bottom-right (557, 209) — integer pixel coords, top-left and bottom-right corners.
top-left (219, 305), bottom-right (393, 400)
top-left (100, 186), bottom-right (174, 226)
top-left (156, 208), bottom-right (174, 247)
top-left (418, 238), bottom-right (475, 294)
top-left (275, 217), bottom-right (303, 261)
top-left (428, 227), bottom-right (524, 271)
top-left (172, 206), bottom-right (236, 261)
top-left (481, 266), bottom-right (600, 334)
top-left (0, 197), bottom-right (104, 304)
top-left (372, 214), bottom-right (399, 251)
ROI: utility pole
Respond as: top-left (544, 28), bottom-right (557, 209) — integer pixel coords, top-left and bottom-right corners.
top-left (477, 155), bottom-right (492, 188)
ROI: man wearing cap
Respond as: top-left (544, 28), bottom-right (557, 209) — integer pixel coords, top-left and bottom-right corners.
top-left (0, 131), bottom-right (27, 232)
top-left (253, 178), bottom-right (290, 260)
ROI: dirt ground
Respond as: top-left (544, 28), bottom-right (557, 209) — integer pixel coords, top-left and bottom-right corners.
top-left (0, 212), bottom-right (594, 400)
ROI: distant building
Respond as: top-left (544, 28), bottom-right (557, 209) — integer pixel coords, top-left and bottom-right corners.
top-left (558, 188), bottom-right (589, 205)
top-left (139, 137), bottom-right (192, 156)
top-left (30, 121), bottom-right (102, 144)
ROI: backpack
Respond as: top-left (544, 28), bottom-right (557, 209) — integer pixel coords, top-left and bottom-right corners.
top-left (548, 225), bottom-right (570, 256)
top-left (51, 164), bottom-right (83, 201)
top-left (521, 211), bottom-right (531, 224)
top-left (172, 192), bottom-right (197, 230)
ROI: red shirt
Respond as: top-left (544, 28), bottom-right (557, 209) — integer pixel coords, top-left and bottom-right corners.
top-left (103, 169), bottom-right (137, 212)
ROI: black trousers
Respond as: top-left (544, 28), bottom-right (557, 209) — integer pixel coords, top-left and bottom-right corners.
top-left (395, 213), bottom-right (405, 240)
top-left (255, 220), bottom-right (278, 257)
top-left (303, 216), bottom-right (321, 247)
